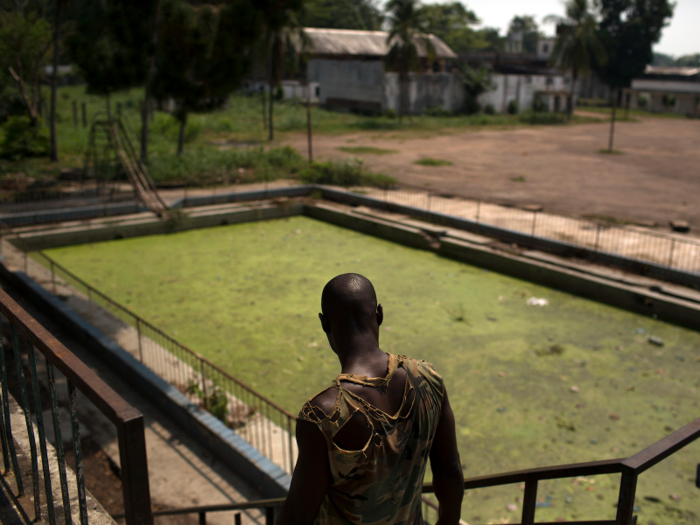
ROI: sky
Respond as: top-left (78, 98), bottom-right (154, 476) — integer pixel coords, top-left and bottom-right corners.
top-left (419, 0), bottom-right (700, 57)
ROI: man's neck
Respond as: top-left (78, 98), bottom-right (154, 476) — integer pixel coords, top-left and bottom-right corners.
top-left (338, 336), bottom-right (386, 376)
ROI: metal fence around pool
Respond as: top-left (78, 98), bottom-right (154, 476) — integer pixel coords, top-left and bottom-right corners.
top-left (0, 287), bottom-right (152, 525)
top-left (24, 248), bottom-right (298, 476)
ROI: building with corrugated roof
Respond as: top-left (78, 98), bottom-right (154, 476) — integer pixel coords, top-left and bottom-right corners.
top-left (303, 28), bottom-right (463, 114)
top-left (625, 66), bottom-right (700, 116)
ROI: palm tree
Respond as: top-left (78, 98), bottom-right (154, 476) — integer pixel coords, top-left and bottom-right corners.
top-left (545, 0), bottom-right (606, 120)
top-left (385, 0), bottom-right (434, 122)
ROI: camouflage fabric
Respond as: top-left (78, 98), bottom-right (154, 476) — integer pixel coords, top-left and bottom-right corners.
top-left (298, 353), bottom-right (444, 525)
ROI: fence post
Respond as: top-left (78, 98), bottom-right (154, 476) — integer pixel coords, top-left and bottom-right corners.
top-left (200, 360), bottom-right (208, 410)
top-left (521, 480), bottom-right (538, 525)
top-left (116, 415), bottom-right (153, 525)
top-left (615, 471), bottom-right (638, 525)
top-left (594, 223), bottom-right (601, 252)
top-left (24, 251), bottom-right (28, 274)
top-left (136, 318), bottom-right (143, 363)
top-left (81, 102), bottom-right (87, 128)
top-left (476, 200), bottom-right (481, 224)
top-left (287, 417), bottom-right (294, 475)
top-left (531, 211), bottom-right (538, 237)
top-left (668, 238), bottom-right (676, 268)
top-left (51, 261), bottom-right (56, 294)
top-left (72, 101), bottom-right (78, 127)
top-left (87, 288), bottom-right (93, 321)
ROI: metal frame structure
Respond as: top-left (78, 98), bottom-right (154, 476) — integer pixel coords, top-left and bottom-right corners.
top-left (126, 416), bottom-right (700, 525)
top-left (0, 287), bottom-right (152, 525)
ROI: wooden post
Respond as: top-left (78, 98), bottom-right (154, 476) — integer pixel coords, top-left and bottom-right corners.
top-left (521, 480), bottom-right (538, 525)
top-left (81, 102), bottom-right (87, 128)
top-left (72, 101), bottom-right (78, 127)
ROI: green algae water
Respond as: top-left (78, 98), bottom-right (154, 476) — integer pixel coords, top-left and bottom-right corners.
top-left (42, 216), bottom-right (700, 524)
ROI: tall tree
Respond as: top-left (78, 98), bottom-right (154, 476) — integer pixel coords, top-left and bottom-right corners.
top-left (476, 27), bottom-right (505, 52)
top-left (675, 53), bottom-right (700, 67)
top-left (420, 2), bottom-right (487, 54)
top-left (386, 0), bottom-right (434, 122)
top-left (152, 0), bottom-right (263, 154)
top-left (508, 15), bottom-right (540, 54)
top-left (0, 11), bottom-right (52, 127)
top-left (257, 0), bottom-right (305, 141)
top-left (65, 0), bottom-right (150, 116)
top-left (594, 0), bottom-right (674, 150)
top-left (545, 0), bottom-right (606, 119)
top-left (302, 0), bottom-right (382, 30)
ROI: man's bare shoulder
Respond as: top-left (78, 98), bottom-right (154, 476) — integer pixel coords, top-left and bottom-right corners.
top-left (304, 387), bottom-right (339, 419)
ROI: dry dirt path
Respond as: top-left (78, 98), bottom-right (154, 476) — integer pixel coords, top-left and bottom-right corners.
top-left (285, 117), bottom-right (700, 232)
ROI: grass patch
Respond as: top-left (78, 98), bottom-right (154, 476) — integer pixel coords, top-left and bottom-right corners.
top-left (597, 149), bottom-right (624, 155)
top-left (337, 146), bottom-right (398, 155)
top-left (578, 106), bottom-right (690, 119)
top-left (297, 158), bottom-right (395, 187)
top-left (43, 216), bottom-right (700, 524)
top-left (510, 176), bottom-right (526, 182)
top-left (414, 157), bottom-right (453, 167)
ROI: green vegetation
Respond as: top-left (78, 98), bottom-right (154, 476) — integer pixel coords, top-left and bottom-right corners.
top-left (597, 148), bottom-right (624, 155)
top-left (579, 106), bottom-right (688, 120)
top-left (0, 86), bottom-right (603, 183)
top-left (42, 216), bottom-right (700, 524)
top-left (510, 176), bottom-right (526, 182)
top-left (337, 146), bottom-right (398, 155)
top-left (414, 157), bottom-right (452, 166)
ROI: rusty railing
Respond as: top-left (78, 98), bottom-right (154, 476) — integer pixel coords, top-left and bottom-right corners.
top-left (138, 416), bottom-right (700, 525)
top-left (0, 287), bottom-right (152, 525)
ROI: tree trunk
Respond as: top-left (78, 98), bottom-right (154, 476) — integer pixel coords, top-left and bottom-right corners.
top-left (608, 88), bottom-right (618, 152)
top-left (568, 68), bottom-right (577, 121)
top-left (141, 0), bottom-right (161, 163)
top-left (177, 112), bottom-right (187, 156)
top-left (268, 47), bottom-right (274, 141)
top-left (49, 0), bottom-right (61, 161)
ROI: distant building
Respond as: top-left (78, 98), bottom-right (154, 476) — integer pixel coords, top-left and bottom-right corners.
top-left (625, 66), bottom-right (700, 116)
top-left (303, 28), bottom-right (462, 114)
top-left (461, 39), bottom-right (574, 114)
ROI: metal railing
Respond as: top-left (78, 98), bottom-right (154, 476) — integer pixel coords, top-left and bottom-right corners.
top-left (325, 183), bottom-right (700, 277)
top-left (0, 287), bottom-right (152, 525)
top-left (24, 248), bottom-right (298, 476)
top-left (137, 416), bottom-right (700, 525)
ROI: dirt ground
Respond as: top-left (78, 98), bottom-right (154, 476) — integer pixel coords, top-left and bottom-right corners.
top-left (286, 116), bottom-right (700, 232)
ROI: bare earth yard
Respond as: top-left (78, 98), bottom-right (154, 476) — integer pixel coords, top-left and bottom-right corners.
top-left (286, 117), bottom-right (700, 232)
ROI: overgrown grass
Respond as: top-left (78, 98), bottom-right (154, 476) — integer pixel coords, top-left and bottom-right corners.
top-left (337, 146), bottom-right (397, 155)
top-left (577, 106), bottom-right (691, 119)
top-left (414, 157), bottom-right (453, 167)
top-left (0, 85), bottom-right (612, 184)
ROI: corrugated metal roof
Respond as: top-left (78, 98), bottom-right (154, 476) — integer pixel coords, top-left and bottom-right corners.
top-left (304, 28), bottom-right (457, 59)
top-left (645, 66), bottom-right (700, 77)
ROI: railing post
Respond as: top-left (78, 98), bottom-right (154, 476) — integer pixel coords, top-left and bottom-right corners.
top-left (265, 506), bottom-right (275, 525)
top-left (287, 417), bottom-right (294, 475)
top-left (668, 238), bottom-right (676, 268)
top-left (199, 512), bottom-right (206, 525)
top-left (87, 288), bottom-right (93, 321)
top-left (136, 318), bottom-right (143, 363)
top-left (24, 251), bottom-right (28, 274)
top-left (615, 471), bottom-right (638, 525)
top-left (51, 260), bottom-right (56, 294)
top-left (521, 480), bottom-right (538, 525)
top-left (200, 360), bottom-right (208, 410)
top-left (117, 414), bottom-right (153, 525)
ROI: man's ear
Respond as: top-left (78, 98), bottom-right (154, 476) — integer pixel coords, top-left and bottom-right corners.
top-left (319, 312), bottom-right (330, 334)
top-left (376, 304), bottom-right (383, 327)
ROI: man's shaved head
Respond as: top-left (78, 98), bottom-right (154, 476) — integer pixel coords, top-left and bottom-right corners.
top-left (321, 274), bottom-right (378, 329)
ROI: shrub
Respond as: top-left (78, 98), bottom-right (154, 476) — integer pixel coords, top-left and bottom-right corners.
top-left (385, 108), bottom-right (397, 119)
top-left (0, 116), bottom-right (49, 159)
top-left (532, 97), bottom-right (548, 113)
top-left (507, 99), bottom-right (519, 115)
top-left (484, 104), bottom-right (496, 115)
top-left (424, 105), bottom-right (451, 117)
top-left (414, 157), bottom-right (452, 166)
top-left (637, 95), bottom-right (649, 109)
top-left (518, 110), bottom-right (567, 125)
top-left (297, 157), bottom-right (396, 188)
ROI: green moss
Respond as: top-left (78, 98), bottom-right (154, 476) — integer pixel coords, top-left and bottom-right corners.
top-left (41, 217), bottom-right (700, 523)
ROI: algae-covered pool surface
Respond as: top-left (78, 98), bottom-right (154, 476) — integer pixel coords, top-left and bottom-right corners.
top-left (44, 216), bottom-right (700, 524)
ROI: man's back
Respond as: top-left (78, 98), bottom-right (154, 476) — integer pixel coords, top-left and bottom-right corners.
top-left (298, 353), bottom-right (444, 525)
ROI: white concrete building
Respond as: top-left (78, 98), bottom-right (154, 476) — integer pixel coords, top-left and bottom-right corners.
top-left (478, 72), bottom-right (572, 113)
top-left (626, 66), bottom-right (700, 116)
